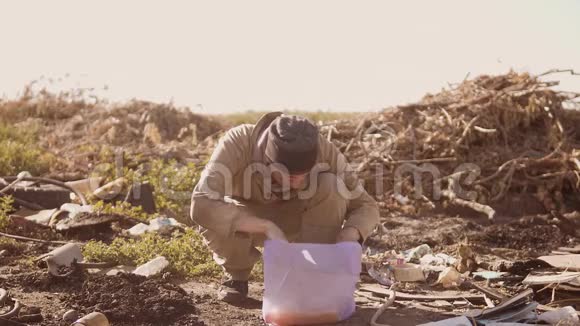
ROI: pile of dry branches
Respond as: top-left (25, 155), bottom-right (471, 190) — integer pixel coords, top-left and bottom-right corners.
top-left (323, 71), bottom-right (580, 218)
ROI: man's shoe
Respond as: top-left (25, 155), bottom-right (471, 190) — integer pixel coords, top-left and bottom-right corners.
top-left (217, 279), bottom-right (249, 303)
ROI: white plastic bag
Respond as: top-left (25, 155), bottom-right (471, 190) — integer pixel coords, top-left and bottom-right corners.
top-left (262, 240), bottom-right (362, 325)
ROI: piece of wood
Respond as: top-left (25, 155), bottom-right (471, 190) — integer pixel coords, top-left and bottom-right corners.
top-left (382, 157), bottom-right (457, 165)
top-left (557, 247), bottom-right (580, 254)
top-left (358, 284), bottom-right (487, 304)
top-left (466, 281), bottom-right (507, 301)
top-left (0, 232), bottom-right (71, 245)
top-left (539, 254), bottom-right (580, 271)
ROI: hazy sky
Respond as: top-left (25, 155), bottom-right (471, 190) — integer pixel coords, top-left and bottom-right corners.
top-left (1, 1), bottom-right (579, 113)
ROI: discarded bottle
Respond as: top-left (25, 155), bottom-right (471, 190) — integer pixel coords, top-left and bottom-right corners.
top-left (72, 312), bottom-right (109, 326)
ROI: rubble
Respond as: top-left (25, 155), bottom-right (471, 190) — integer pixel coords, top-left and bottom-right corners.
top-left (322, 71), bottom-right (580, 218)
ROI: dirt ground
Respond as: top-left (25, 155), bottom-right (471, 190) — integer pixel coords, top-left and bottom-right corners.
top-left (1, 213), bottom-right (577, 325)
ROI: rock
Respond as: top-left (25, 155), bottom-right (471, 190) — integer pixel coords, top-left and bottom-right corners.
top-left (63, 309), bottom-right (79, 322)
top-left (133, 256), bottom-right (169, 277)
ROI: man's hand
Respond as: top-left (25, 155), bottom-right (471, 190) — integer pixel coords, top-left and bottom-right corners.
top-left (265, 222), bottom-right (287, 241)
top-left (336, 226), bottom-right (361, 243)
top-left (232, 214), bottom-right (287, 241)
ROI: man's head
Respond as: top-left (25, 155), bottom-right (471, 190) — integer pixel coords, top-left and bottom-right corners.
top-left (265, 115), bottom-right (319, 189)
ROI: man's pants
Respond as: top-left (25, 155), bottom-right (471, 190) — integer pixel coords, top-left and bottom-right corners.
top-left (200, 173), bottom-right (348, 281)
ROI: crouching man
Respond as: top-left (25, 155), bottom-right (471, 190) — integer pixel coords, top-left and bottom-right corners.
top-left (190, 112), bottom-right (379, 303)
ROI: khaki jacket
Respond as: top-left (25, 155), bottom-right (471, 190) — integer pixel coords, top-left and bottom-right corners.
top-left (190, 112), bottom-right (379, 241)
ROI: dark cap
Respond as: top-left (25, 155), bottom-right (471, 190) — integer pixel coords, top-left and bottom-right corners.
top-left (264, 115), bottom-right (319, 174)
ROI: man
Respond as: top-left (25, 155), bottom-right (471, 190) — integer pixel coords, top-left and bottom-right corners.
top-left (190, 112), bottom-right (379, 303)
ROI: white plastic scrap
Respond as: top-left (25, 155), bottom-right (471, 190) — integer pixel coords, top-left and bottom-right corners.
top-left (417, 316), bottom-right (472, 326)
top-left (133, 256), bottom-right (169, 277)
top-left (60, 203), bottom-right (93, 219)
top-left (404, 244), bottom-right (432, 263)
top-left (538, 306), bottom-right (579, 324)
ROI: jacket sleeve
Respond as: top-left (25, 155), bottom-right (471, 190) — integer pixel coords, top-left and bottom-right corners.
top-left (189, 124), bottom-right (253, 237)
top-left (318, 135), bottom-right (380, 241)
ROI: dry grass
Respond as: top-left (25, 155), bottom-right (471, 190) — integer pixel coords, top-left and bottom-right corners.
top-left (216, 110), bottom-right (366, 126)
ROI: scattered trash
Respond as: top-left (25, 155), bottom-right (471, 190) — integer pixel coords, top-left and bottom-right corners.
top-left (405, 244), bottom-right (432, 264)
top-left (65, 177), bottom-right (103, 196)
top-left (127, 223), bottom-right (150, 236)
top-left (367, 265), bottom-right (394, 286)
top-left (43, 243), bottom-right (84, 276)
top-left (522, 271), bottom-right (580, 291)
top-left (358, 284), bottom-right (487, 305)
top-left (420, 253), bottom-right (458, 270)
top-left (464, 289), bottom-right (537, 324)
top-left (538, 306), bottom-right (579, 324)
top-left (133, 256), bottom-right (169, 277)
top-left (19, 209), bottom-right (57, 226)
top-left (393, 263), bottom-right (425, 282)
top-left (60, 203), bottom-right (93, 219)
top-left (436, 267), bottom-right (464, 288)
top-left (538, 254), bottom-right (580, 271)
top-left (472, 271), bottom-right (507, 280)
top-left (417, 316), bottom-right (472, 326)
top-left (93, 177), bottom-right (125, 200)
top-left (148, 217), bottom-right (181, 235)
top-left (126, 216), bottom-right (182, 237)
top-left (72, 312), bottom-right (110, 326)
top-left (41, 243), bottom-right (114, 276)
top-left (0, 289), bottom-right (21, 319)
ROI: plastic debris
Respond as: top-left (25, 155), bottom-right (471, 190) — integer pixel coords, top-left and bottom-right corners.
top-left (420, 253), bottom-right (458, 268)
top-left (472, 271), bottom-right (507, 280)
top-left (126, 217), bottom-right (182, 237)
top-left (367, 265), bottom-right (394, 286)
top-left (65, 177), bottom-right (103, 196)
top-left (60, 203), bottom-right (93, 219)
top-left (404, 244), bottom-right (432, 264)
top-left (72, 312), bottom-right (110, 326)
top-left (393, 263), bottom-right (425, 282)
top-left (63, 309), bottom-right (79, 322)
top-left (436, 267), bottom-right (464, 288)
top-left (44, 243), bottom-right (84, 276)
top-left (148, 217), bottom-right (181, 235)
top-left (127, 223), bottom-right (150, 237)
top-left (538, 306), bottom-right (580, 324)
top-left (92, 177), bottom-right (125, 200)
top-left (133, 256), bottom-right (169, 277)
top-left (417, 316), bottom-right (472, 326)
